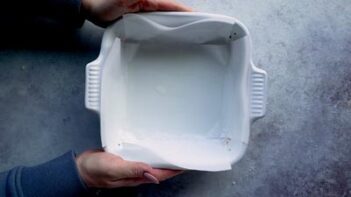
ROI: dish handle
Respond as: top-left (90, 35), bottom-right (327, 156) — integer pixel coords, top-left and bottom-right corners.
top-left (85, 59), bottom-right (102, 113)
top-left (249, 62), bottom-right (267, 121)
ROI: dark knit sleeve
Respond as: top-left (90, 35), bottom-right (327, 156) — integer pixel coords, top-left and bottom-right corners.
top-left (0, 151), bottom-right (88, 197)
top-left (0, 0), bottom-right (85, 28)
top-left (0, 171), bottom-right (10, 196)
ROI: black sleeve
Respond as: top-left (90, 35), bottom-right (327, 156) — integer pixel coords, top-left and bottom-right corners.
top-left (0, 0), bottom-right (85, 28)
top-left (0, 151), bottom-right (89, 197)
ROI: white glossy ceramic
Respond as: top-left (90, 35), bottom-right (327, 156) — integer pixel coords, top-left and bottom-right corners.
top-left (85, 12), bottom-right (267, 171)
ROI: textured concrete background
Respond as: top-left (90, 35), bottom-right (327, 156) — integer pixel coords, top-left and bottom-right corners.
top-left (1, 0), bottom-right (351, 196)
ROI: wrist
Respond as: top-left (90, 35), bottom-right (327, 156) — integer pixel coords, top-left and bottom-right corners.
top-left (75, 154), bottom-right (94, 188)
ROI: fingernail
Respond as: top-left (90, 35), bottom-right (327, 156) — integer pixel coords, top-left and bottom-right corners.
top-left (143, 172), bottom-right (160, 184)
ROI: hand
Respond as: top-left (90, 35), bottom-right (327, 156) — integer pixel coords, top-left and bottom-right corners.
top-left (81, 0), bottom-right (192, 26)
top-left (76, 150), bottom-right (183, 188)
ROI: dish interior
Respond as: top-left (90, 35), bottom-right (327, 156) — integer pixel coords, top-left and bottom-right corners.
top-left (101, 39), bottom-right (247, 168)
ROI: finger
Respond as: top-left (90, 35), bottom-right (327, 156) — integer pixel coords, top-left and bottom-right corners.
top-left (117, 161), bottom-right (153, 179)
top-left (107, 177), bottom-right (156, 188)
top-left (127, 2), bottom-right (142, 13)
top-left (141, 0), bottom-right (192, 12)
top-left (148, 169), bottom-right (184, 181)
top-left (143, 172), bottom-right (159, 184)
top-left (124, 0), bottom-right (141, 6)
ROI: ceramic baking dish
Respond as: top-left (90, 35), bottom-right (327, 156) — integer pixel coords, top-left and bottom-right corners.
top-left (85, 12), bottom-right (267, 171)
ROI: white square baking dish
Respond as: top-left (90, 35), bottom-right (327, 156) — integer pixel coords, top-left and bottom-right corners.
top-left (85, 12), bottom-right (267, 171)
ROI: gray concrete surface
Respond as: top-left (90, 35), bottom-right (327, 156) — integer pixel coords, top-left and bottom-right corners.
top-left (1, 0), bottom-right (351, 196)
